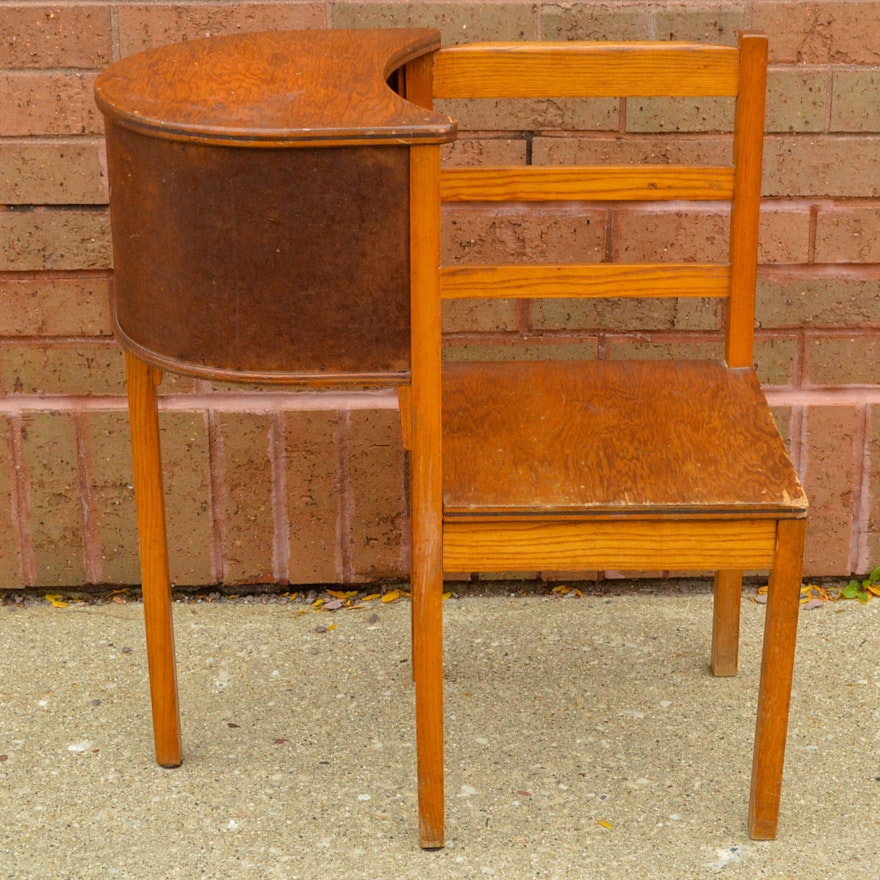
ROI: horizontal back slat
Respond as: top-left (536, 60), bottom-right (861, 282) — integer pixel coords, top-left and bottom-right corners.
top-left (440, 165), bottom-right (735, 202)
top-left (440, 263), bottom-right (731, 300)
top-left (434, 42), bottom-right (740, 98)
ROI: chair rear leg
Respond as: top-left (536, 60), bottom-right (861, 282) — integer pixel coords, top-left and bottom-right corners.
top-left (711, 570), bottom-right (742, 676)
top-left (748, 518), bottom-right (806, 839)
top-left (126, 352), bottom-right (182, 768)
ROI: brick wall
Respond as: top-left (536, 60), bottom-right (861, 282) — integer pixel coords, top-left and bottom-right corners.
top-left (1, 1), bottom-right (878, 588)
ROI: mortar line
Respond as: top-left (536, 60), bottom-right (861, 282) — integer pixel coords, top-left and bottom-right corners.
top-left (7, 414), bottom-right (37, 587)
top-left (73, 408), bottom-right (103, 584)
top-left (269, 411), bottom-right (290, 585)
top-left (853, 404), bottom-right (872, 574)
top-left (205, 410), bottom-right (227, 584)
top-left (337, 410), bottom-right (353, 583)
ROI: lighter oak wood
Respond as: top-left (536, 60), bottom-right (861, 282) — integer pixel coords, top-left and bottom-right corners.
top-left (440, 165), bottom-right (734, 202)
top-left (727, 33), bottom-right (768, 367)
top-left (749, 519), bottom-right (806, 838)
top-left (433, 42), bottom-right (740, 98)
top-left (442, 519), bottom-right (779, 571)
top-left (712, 570), bottom-right (743, 676)
top-left (125, 352), bottom-right (182, 768)
top-left (408, 134), bottom-right (446, 849)
top-left (440, 262), bottom-right (731, 299)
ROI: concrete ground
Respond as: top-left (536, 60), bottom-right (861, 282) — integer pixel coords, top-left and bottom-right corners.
top-left (0, 585), bottom-right (877, 879)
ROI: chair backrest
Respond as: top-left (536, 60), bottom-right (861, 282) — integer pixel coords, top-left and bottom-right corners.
top-left (430, 33), bottom-right (768, 369)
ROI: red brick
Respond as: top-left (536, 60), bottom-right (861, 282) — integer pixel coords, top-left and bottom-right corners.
top-left (605, 338), bottom-right (723, 362)
top-left (626, 96), bottom-right (734, 134)
top-left (653, 5), bottom-right (744, 43)
top-left (801, 405), bottom-right (859, 575)
top-left (286, 410), bottom-right (340, 584)
top-left (815, 207), bottom-right (880, 263)
top-left (0, 141), bottom-right (107, 205)
top-left (443, 205), bottom-right (606, 265)
top-left (0, 415), bottom-right (22, 587)
top-left (0, 208), bottom-right (111, 271)
top-left (437, 97), bottom-right (617, 133)
top-left (612, 206), bottom-right (729, 263)
top-left (805, 335), bottom-right (880, 386)
top-left (84, 410), bottom-right (140, 585)
top-left (330, 2), bottom-right (538, 44)
top-left (442, 298), bottom-right (518, 334)
top-left (759, 205), bottom-right (811, 264)
top-left (542, 2), bottom-right (654, 41)
top-left (753, 336), bottom-right (798, 386)
top-left (531, 295), bottom-right (720, 334)
top-left (117, 3), bottom-right (326, 56)
top-left (763, 137), bottom-right (880, 199)
top-left (1, 342), bottom-right (125, 395)
top-left (0, 6), bottom-right (113, 68)
top-left (756, 273), bottom-right (880, 329)
top-left (19, 411), bottom-right (86, 587)
top-left (831, 70), bottom-right (880, 133)
top-left (0, 72), bottom-right (102, 136)
top-left (442, 138), bottom-right (528, 167)
top-left (765, 70), bottom-right (828, 134)
top-left (0, 275), bottom-right (112, 336)
top-left (532, 133), bottom-right (732, 166)
top-left (159, 412), bottom-right (214, 585)
top-left (347, 408), bottom-right (407, 581)
top-left (752, 2), bottom-right (880, 65)
top-left (444, 337), bottom-right (599, 363)
top-left (218, 412), bottom-right (275, 584)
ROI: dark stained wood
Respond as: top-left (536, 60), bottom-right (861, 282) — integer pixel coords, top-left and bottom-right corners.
top-left (108, 128), bottom-right (414, 382)
top-left (95, 29), bottom-right (455, 147)
top-left (442, 359), bottom-right (807, 518)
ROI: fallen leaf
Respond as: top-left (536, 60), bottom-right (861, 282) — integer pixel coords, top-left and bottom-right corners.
top-left (381, 590), bottom-right (400, 603)
top-left (597, 820), bottom-right (613, 830)
top-left (45, 594), bottom-right (68, 608)
top-left (362, 593), bottom-right (381, 602)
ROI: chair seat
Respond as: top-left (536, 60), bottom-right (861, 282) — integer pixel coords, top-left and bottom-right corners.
top-left (442, 359), bottom-right (807, 520)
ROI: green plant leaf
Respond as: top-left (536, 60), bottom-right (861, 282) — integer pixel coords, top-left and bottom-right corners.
top-left (843, 582), bottom-right (859, 599)
top-left (869, 566), bottom-right (880, 584)
top-left (857, 589), bottom-right (871, 605)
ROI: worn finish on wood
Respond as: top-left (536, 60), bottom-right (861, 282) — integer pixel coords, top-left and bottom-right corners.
top-left (125, 352), bottom-right (181, 768)
top-left (95, 29), bottom-right (453, 147)
top-left (442, 359), bottom-right (806, 518)
top-left (412, 33), bottom-right (808, 847)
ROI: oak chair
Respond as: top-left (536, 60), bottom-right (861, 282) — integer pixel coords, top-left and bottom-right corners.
top-left (404, 33), bottom-right (808, 849)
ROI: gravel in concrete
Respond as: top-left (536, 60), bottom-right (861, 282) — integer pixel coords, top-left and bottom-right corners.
top-left (0, 591), bottom-right (877, 879)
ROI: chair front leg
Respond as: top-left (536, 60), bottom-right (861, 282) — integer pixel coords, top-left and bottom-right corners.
top-left (748, 518), bottom-right (806, 839)
top-left (126, 352), bottom-right (182, 768)
top-left (711, 570), bottom-right (743, 676)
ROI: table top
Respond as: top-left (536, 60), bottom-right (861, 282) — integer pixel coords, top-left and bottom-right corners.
top-left (94, 28), bottom-right (455, 147)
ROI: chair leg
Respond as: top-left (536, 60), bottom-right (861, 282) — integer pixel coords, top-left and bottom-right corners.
top-left (748, 518), bottom-right (806, 839)
top-left (711, 570), bottom-right (742, 676)
top-left (126, 352), bottom-right (182, 768)
top-left (412, 552), bottom-right (444, 848)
